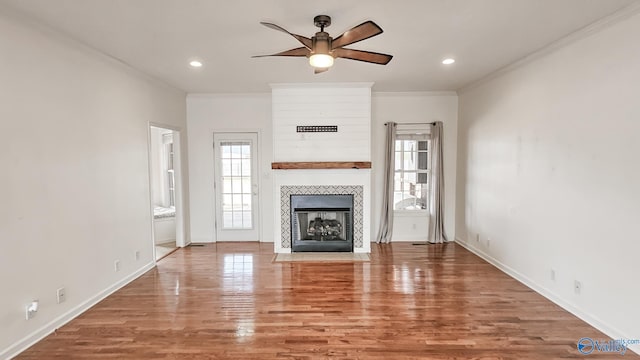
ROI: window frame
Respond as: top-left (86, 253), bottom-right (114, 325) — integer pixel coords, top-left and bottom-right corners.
top-left (393, 131), bottom-right (431, 214)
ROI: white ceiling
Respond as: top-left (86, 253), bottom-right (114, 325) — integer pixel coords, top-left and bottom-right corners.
top-left (1, 0), bottom-right (637, 93)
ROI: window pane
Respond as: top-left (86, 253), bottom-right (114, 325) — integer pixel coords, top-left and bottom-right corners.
top-left (232, 194), bottom-right (242, 210)
top-left (242, 211), bottom-right (252, 228)
top-left (231, 159), bottom-right (242, 176)
top-left (231, 178), bottom-right (242, 194)
top-left (222, 159), bottom-right (231, 176)
top-left (405, 172), bottom-right (416, 185)
top-left (241, 159), bottom-right (251, 176)
top-left (404, 140), bottom-right (414, 152)
top-left (222, 194), bottom-right (232, 210)
top-left (394, 192), bottom-right (417, 210)
top-left (242, 194), bottom-right (252, 210)
top-left (394, 172), bottom-right (402, 192)
top-left (395, 140), bottom-right (402, 151)
top-left (416, 184), bottom-right (428, 210)
top-left (223, 211), bottom-right (233, 228)
top-left (221, 143), bottom-right (232, 158)
top-left (404, 151), bottom-right (416, 170)
top-left (394, 152), bottom-right (402, 170)
top-left (418, 151), bottom-right (428, 170)
top-left (231, 144), bottom-right (242, 159)
top-left (417, 172), bottom-right (429, 184)
top-left (232, 211), bottom-right (244, 227)
top-left (223, 178), bottom-right (232, 193)
top-left (418, 141), bottom-right (428, 151)
top-left (242, 177), bottom-right (251, 194)
top-left (241, 145), bottom-right (251, 159)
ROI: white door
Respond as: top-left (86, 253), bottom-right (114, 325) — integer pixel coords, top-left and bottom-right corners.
top-left (213, 132), bottom-right (259, 241)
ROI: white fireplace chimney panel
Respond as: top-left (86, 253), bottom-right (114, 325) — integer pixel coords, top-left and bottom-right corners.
top-left (271, 83), bottom-right (372, 162)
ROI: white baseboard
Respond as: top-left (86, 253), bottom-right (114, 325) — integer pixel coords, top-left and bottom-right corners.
top-left (455, 238), bottom-right (639, 355)
top-left (2, 262), bottom-right (156, 360)
top-left (154, 239), bottom-right (176, 245)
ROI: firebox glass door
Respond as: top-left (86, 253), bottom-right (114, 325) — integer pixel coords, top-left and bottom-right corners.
top-left (213, 132), bottom-right (259, 241)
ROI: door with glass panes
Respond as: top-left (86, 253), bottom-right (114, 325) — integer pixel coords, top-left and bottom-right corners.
top-left (213, 132), bottom-right (259, 241)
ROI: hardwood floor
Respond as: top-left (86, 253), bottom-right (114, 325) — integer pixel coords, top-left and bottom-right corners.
top-left (17, 243), bottom-right (635, 359)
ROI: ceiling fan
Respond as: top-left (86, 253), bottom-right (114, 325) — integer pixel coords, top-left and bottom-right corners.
top-left (254, 15), bottom-right (393, 73)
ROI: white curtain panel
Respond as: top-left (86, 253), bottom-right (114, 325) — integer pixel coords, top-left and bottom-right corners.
top-left (428, 121), bottom-right (447, 243)
top-left (376, 122), bottom-right (396, 244)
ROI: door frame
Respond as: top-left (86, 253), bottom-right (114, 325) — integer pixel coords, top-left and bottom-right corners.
top-left (212, 130), bottom-right (262, 242)
top-left (147, 123), bottom-right (188, 261)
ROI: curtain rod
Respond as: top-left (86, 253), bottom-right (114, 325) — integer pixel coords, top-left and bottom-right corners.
top-left (385, 122), bottom-right (436, 126)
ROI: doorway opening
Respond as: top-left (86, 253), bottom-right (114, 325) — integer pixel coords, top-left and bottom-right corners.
top-left (150, 125), bottom-right (185, 260)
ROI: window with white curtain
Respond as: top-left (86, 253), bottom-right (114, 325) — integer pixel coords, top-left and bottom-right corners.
top-left (394, 129), bottom-right (430, 211)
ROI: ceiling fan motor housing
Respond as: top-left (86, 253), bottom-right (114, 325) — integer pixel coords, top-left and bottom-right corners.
top-left (312, 32), bottom-right (332, 56)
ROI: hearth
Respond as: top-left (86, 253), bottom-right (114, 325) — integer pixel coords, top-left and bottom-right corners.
top-left (291, 194), bottom-right (353, 252)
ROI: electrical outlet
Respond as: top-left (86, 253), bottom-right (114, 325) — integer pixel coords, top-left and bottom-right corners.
top-left (487, 238), bottom-right (491, 247)
top-left (25, 300), bottom-right (38, 320)
top-left (412, 223), bottom-right (417, 230)
top-left (476, 233), bottom-right (480, 242)
top-left (574, 280), bottom-right (582, 294)
top-left (56, 287), bottom-right (66, 304)
top-left (114, 260), bottom-right (121, 272)
top-left (550, 269), bottom-right (556, 281)
top-left (135, 251), bottom-right (140, 261)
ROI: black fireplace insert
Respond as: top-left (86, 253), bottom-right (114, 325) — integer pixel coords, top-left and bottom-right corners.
top-left (291, 194), bottom-right (353, 252)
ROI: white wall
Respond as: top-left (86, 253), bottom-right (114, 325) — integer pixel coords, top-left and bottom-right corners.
top-left (187, 91), bottom-right (458, 245)
top-left (456, 11), bottom-right (640, 348)
top-left (372, 93), bottom-right (458, 241)
top-left (187, 94), bottom-right (273, 243)
top-left (272, 84), bottom-right (371, 162)
top-left (0, 13), bottom-right (187, 358)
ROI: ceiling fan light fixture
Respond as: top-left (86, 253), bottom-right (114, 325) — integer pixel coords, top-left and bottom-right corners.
top-left (442, 58), bottom-right (455, 65)
top-left (309, 53), bottom-right (334, 68)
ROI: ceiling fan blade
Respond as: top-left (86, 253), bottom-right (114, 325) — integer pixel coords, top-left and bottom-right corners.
top-left (331, 21), bottom-right (383, 49)
top-left (333, 48), bottom-right (393, 65)
top-left (252, 47), bottom-right (311, 58)
top-left (314, 67), bottom-right (329, 74)
top-left (260, 22), bottom-right (313, 49)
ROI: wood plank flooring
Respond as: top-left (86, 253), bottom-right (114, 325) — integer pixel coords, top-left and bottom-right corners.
top-left (17, 243), bottom-right (635, 359)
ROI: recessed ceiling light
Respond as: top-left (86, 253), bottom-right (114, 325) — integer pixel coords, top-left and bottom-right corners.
top-left (442, 58), bottom-right (455, 65)
top-left (189, 60), bottom-right (203, 68)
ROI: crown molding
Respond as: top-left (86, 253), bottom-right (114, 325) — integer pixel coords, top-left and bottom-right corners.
top-left (373, 91), bottom-right (458, 97)
top-left (269, 82), bottom-right (374, 89)
top-left (458, 2), bottom-right (640, 94)
top-left (187, 93), bottom-right (271, 99)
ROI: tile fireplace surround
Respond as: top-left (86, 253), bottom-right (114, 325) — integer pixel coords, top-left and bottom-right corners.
top-left (280, 185), bottom-right (364, 250)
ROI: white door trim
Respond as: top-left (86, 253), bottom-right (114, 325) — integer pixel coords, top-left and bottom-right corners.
top-left (212, 131), bottom-right (261, 242)
top-left (148, 123), bottom-right (188, 263)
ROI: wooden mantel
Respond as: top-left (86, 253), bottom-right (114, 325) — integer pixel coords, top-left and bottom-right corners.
top-left (271, 161), bottom-right (372, 170)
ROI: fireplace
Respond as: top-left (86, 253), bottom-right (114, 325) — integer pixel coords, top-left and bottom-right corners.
top-left (291, 194), bottom-right (354, 252)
